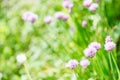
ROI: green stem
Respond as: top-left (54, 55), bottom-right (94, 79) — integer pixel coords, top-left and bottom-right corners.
top-left (111, 53), bottom-right (120, 79)
top-left (24, 63), bottom-right (32, 80)
top-left (109, 53), bottom-right (116, 80)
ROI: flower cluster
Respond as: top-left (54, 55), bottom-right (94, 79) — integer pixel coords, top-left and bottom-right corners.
top-left (62, 0), bottom-right (73, 13)
top-left (89, 42), bottom-right (101, 50)
top-left (84, 42), bottom-right (101, 58)
top-left (22, 12), bottom-right (38, 23)
top-left (66, 59), bottom-right (78, 69)
top-left (66, 35), bottom-right (116, 71)
top-left (104, 36), bottom-right (116, 51)
top-left (54, 12), bottom-right (69, 21)
top-left (83, 0), bottom-right (92, 7)
top-left (105, 36), bottom-right (112, 43)
top-left (43, 12), bottom-right (69, 24)
top-left (22, 11), bottom-right (69, 24)
top-left (66, 59), bottom-right (90, 69)
top-left (83, 0), bottom-right (98, 12)
top-left (84, 47), bottom-right (97, 58)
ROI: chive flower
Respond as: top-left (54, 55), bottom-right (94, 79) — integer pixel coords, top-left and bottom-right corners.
top-left (80, 59), bottom-right (90, 68)
top-left (104, 36), bottom-right (116, 51)
top-left (62, 0), bottom-right (73, 13)
top-left (66, 59), bottom-right (78, 69)
top-left (83, 0), bottom-right (92, 7)
top-left (88, 42), bottom-right (101, 50)
top-left (89, 3), bottom-right (98, 12)
top-left (84, 47), bottom-right (97, 58)
top-left (104, 42), bottom-right (116, 51)
top-left (105, 36), bottom-right (112, 43)
top-left (22, 11), bottom-right (38, 23)
top-left (54, 12), bottom-right (69, 21)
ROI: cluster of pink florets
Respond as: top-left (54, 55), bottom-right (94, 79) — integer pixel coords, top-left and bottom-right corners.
top-left (81, 0), bottom-right (99, 28)
top-left (66, 59), bottom-right (90, 69)
top-left (84, 42), bottom-right (101, 58)
top-left (83, 0), bottom-right (99, 12)
top-left (22, 11), bottom-right (38, 23)
top-left (62, 0), bottom-right (73, 13)
top-left (22, 11), bottom-right (69, 24)
top-left (66, 36), bottom-right (116, 70)
top-left (104, 36), bottom-right (116, 51)
top-left (22, 0), bottom-right (72, 24)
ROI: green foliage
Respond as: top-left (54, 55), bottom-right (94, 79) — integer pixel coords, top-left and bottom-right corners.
top-left (0, 0), bottom-right (120, 80)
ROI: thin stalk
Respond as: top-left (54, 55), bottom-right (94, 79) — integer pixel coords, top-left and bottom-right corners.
top-left (72, 70), bottom-right (77, 80)
top-left (111, 53), bottom-right (120, 79)
top-left (95, 57), bottom-right (104, 79)
top-left (24, 63), bottom-right (32, 80)
top-left (109, 53), bottom-right (116, 80)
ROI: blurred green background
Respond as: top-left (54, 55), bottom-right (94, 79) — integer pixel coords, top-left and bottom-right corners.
top-left (0, 0), bottom-right (120, 80)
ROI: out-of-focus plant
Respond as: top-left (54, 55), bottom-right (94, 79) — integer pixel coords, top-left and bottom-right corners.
top-left (0, 0), bottom-right (120, 80)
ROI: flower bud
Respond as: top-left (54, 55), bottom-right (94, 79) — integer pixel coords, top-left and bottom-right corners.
top-left (89, 3), bottom-right (98, 12)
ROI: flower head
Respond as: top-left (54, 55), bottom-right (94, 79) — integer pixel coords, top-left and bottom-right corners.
top-left (54, 12), bottom-right (64, 19)
top-left (89, 42), bottom-right (101, 50)
top-left (84, 47), bottom-right (97, 58)
top-left (83, 0), bottom-right (92, 7)
top-left (54, 12), bottom-right (69, 21)
top-left (89, 3), bottom-right (98, 12)
top-left (66, 59), bottom-right (78, 69)
top-left (22, 12), bottom-right (38, 23)
top-left (105, 36), bottom-right (112, 43)
top-left (44, 16), bottom-right (52, 24)
top-left (62, 0), bottom-right (73, 13)
top-left (80, 59), bottom-right (90, 68)
top-left (104, 42), bottom-right (116, 51)
top-left (82, 20), bottom-right (87, 27)
top-left (62, 0), bottom-right (73, 9)
top-left (16, 54), bottom-right (27, 64)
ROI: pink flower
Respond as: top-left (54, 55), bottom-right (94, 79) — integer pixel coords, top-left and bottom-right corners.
top-left (105, 36), bottom-right (112, 43)
top-left (54, 12), bottom-right (69, 21)
top-left (89, 42), bottom-right (101, 50)
top-left (44, 16), bottom-right (52, 24)
top-left (83, 0), bottom-right (92, 7)
top-left (62, 0), bottom-right (73, 13)
top-left (54, 12), bottom-right (64, 19)
top-left (84, 47), bottom-right (97, 58)
top-left (82, 20), bottom-right (87, 27)
top-left (104, 42), bottom-right (116, 51)
top-left (80, 59), bottom-right (90, 68)
top-left (62, 0), bottom-right (73, 9)
top-left (66, 59), bottom-right (78, 69)
top-left (22, 11), bottom-right (38, 23)
top-left (89, 3), bottom-right (98, 12)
